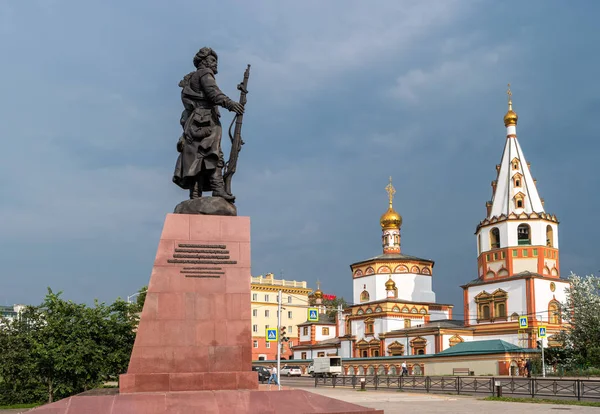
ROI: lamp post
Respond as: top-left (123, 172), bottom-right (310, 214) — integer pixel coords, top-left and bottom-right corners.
top-left (127, 292), bottom-right (141, 304)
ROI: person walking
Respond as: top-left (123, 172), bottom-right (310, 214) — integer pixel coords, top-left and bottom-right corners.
top-left (267, 365), bottom-right (279, 385)
top-left (401, 361), bottom-right (408, 376)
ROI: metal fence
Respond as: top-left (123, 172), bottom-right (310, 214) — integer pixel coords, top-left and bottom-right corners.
top-left (314, 375), bottom-right (600, 401)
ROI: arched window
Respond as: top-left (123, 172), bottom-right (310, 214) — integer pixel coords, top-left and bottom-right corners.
top-left (511, 312), bottom-right (519, 321)
top-left (490, 227), bottom-right (500, 249)
top-left (482, 305), bottom-right (490, 320)
top-left (548, 301), bottom-right (561, 324)
top-left (410, 337), bottom-right (427, 355)
top-left (377, 365), bottom-right (385, 375)
top-left (496, 303), bottom-right (506, 318)
top-left (360, 290), bottom-right (370, 302)
top-left (388, 341), bottom-right (405, 356)
top-left (517, 224), bottom-right (531, 245)
top-left (546, 225), bottom-right (554, 247)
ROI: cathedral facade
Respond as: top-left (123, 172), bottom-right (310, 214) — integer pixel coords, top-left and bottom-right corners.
top-left (290, 87), bottom-right (569, 368)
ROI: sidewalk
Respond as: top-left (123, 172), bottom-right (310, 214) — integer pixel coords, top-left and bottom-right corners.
top-left (299, 386), bottom-right (600, 413)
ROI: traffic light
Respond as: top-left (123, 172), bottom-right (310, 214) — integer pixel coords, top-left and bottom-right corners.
top-left (280, 327), bottom-right (289, 342)
top-left (536, 340), bottom-right (542, 350)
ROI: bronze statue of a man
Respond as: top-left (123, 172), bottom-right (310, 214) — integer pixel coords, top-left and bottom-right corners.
top-left (172, 47), bottom-right (244, 201)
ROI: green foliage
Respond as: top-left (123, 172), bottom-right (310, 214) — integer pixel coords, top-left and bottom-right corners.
top-left (308, 294), bottom-right (348, 318)
top-left (555, 273), bottom-right (600, 369)
top-left (130, 285), bottom-right (147, 314)
top-left (0, 288), bottom-right (139, 405)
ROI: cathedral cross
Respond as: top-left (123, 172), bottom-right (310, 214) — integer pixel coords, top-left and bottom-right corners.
top-left (316, 280), bottom-right (321, 290)
top-left (385, 176), bottom-right (396, 208)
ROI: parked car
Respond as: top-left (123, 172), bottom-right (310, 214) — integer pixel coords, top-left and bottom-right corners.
top-left (280, 365), bottom-right (302, 377)
top-left (252, 365), bottom-right (270, 382)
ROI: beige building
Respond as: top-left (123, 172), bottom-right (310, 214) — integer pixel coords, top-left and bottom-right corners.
top-left (251, 273), bottom-right (312, 360)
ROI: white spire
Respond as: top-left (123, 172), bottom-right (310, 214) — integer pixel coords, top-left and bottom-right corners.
top-left (488, 87), bottom-right (545, 218)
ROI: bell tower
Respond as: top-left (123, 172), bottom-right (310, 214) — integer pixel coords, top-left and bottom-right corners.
top-left (474, 85), bottom-right (560, 281)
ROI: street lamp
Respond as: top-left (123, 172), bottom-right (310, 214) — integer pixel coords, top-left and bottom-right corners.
top-left (127, 292), bottom-right (142, 304)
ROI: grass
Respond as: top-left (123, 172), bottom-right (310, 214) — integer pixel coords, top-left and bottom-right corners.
top-left (483, 396), bottom-right (600, 407)
top-left (0, 403), bottom-right (41, 409)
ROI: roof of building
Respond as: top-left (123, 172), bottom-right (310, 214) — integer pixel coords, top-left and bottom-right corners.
top-left (487, 95), bottom-right (546, 219)
top-left (351, 253), bottom-right (434, 267)
top-left (461, 271), bottom-right (567, 288)
top-left (297, 313), bottom-right (336, 326)
top-left (388, 319), bottom-right (470, 334)
top-left (436, 339), bottom-right (533, 356)
top-left (292, 337), bottom-right (341, 350)
top-left (348, 298), bottom-right (454, 309)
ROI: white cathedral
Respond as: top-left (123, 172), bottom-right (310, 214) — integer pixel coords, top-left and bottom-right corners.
top-left (292, 87), bottom-right (569, 361)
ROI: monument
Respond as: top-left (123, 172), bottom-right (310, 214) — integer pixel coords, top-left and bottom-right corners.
top-left (28, 47), bottom-right (381, 413)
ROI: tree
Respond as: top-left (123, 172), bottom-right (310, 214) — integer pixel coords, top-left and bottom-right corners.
top-left (130, 285), bottom-right (148, 314)
top-left (308, 293), bottom-right (348, 318)
top-left (557, 273), bottom-right (600, 368)
top-left (0, 289), bottom-right (139, 405)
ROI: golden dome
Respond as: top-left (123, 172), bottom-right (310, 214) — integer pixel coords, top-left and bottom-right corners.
top-left (504, 106), bottom-right (518, 127)
top-left (504, 83), bottom-right (518, 127)
top-left (380, 208), bottom-right (402, 229)
top-left (314, 289), bottom-right (323, 300)
top-left (385, 276), bottom-right (396, 290)
top-left (381, 177), bottom-right (402, 229)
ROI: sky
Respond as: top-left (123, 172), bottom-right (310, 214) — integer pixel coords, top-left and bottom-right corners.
top-left (1, 0), bottom-right (599, 313)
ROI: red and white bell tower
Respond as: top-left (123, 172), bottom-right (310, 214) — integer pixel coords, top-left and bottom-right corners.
top-left (462, 85), bottom-right (569, 347)
top-left (474, 84), bottom-right (560, 279)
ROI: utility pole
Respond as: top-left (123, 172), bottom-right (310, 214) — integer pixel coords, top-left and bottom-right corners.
top-left (277, 289), bottom-right (282, 391)
top-left (541, 338), bottom-right (546, 378)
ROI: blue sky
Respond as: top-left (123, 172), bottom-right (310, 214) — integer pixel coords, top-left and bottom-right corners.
top-left (1, 0), bottom-right (599, 313)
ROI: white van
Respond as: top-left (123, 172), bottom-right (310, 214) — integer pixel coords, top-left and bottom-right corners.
top-left (307, 356), bottom-right (343, 377)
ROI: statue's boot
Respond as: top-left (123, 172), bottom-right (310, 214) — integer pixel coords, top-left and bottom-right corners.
top-left (210, 169), bottom-right (235, 202)
top-left (189, 179), bottom-right (202, 200)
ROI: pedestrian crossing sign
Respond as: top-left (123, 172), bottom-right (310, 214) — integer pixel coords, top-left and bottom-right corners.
top-left (519, 316), bottom-right (528, 328)
top-left (538, 326), bottom-right (547, 338)
top-left (308, 308), bottom-right (319, 322)
top-left (266, 328), bottom-right (278, 342)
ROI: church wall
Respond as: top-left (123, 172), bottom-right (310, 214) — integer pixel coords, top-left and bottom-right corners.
top-left (542, 258), bottom-right (557, 274)
top-left (340, 341), bottom-right (352, 358)
top-left (315, 326), bottom-right (336, 342)
top-left (353, 273), bottom-right (435, 303)
top-left (512, 258), bottom-right (538, 274)
top-left (299, 329), bottom-right (311, 342)
top-left (426, 359), bottom-right (499, 376)
top-left (429, 309), bottom-right (450, 321)
top-left (441, 334), bottom-right (473, 349)
top-left (533, 278), bottom-right (568, 322)
top-left (480, 220), bottom-right (559, 256)
top-left (381, 316), bottom-right (405, 333)
top-left (422, 334), bottom-right (436, 355)
top-left (467, 279), bottom-right (526, 325)
top-left (351, 320), bottom-right (366, 340)
top-left (473, 333), bottom-right (520, 346)
top-left (353, 275), bottom-right (377, 304)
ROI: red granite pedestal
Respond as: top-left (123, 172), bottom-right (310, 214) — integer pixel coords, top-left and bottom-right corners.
top-left (28, 214), bottom-right (382, 414)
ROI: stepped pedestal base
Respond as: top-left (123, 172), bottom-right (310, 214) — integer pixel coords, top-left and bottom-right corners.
top-left (27, 389), bottom-right (382, 413)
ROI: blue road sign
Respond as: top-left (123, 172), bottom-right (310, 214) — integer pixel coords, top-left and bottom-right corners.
top-left (519, 316), bottom-right (528, 328)
top-left (538, 326), bottom-right (547, 338)
top-left (266, 328), bottom-right (278, 342)
top-left (308, 308), bottom-right (319, 322)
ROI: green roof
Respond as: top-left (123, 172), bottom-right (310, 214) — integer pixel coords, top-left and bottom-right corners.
top-left (436, 339), bottom-right (532, 356)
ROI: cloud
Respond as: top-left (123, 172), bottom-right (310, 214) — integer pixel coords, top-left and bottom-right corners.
top-left (221, 0), bottom-right (469, 99)
top-left (391, 43), bottom-right (515, 104)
